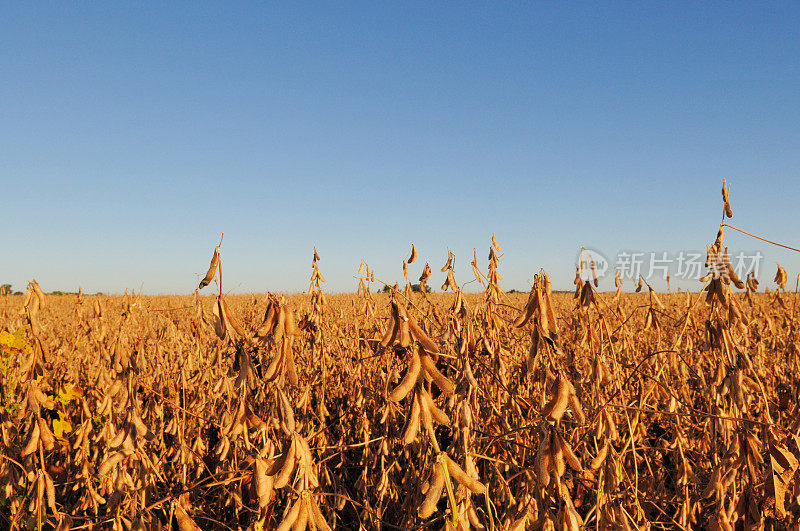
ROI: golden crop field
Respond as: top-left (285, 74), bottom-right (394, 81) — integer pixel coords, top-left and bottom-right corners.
top-left (2, 187), bottom-right (800, 530)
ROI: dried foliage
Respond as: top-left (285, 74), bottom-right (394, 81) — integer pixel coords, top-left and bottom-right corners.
top-left (3, 187), bottom-right (800, 530)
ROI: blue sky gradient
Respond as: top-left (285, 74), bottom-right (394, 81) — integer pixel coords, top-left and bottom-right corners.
top-left (3, 3), bottom-right (799, 294)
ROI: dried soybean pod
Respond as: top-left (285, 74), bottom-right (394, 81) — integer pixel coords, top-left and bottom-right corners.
top-left (407, 318), bottom-right (439, 355)
top-left (199, 247), bottom-right (220, 289)
top-left (222, 298), bottom-right (247, 338)
top-left (21, 287), bottom-right (32, 310)
top-left (650, 288), bottom-right (665, 309)
top-left (420, 354), bottom-right (454, 394)
top-left (418, 464), bottom-right (445, 518)
top-left (389, 350), bottom-right (421, 402)
top-left (441, 251), bottom-right (453, 272)
top-left (536, 432), bottom-right (552, 487)
top-left (419, 262), bottom-right (431, 285)
top-left (492, 233), bottom-right (502, 253)
top-left (276, 497), bottom-right (303, 531)
top-left (402, 391), bottom-right (422, 444)
top-left (174, 502), bottom-right (202, 531)
top-left (257, 301), bottom-right (277, 337)
top-left (471, 254), bottom-right (485, 285)
top-left (212, 298), bottom-right (227, 340)
top-left (263, 348), bottom-right (284, 381)
top-left (284, 342), bottom-right (299, 387)
top-left (380, 312), bottom-right (398, 348)
top-left (38, 416), bottom-right (56, 451)
top-left (293, 499), bottom-right (309, 531)
top-left (590, 440), bottom-right (609, 469)
top-left (98, 451), bottom-right (125, 476)
top-left (514, 288), bottom-right (538, 328)
top-left (284, 307), bottom-right (298, 336)
top-left (446, 269), bottom-right (456, 290)
top-left (273, 439), bottom-right (298, 488)
top-left (644, 310), bottom-right (653, 330)
top-left (309, 499), bottom-right (332, 531)
top-left (542, 374), bottom-right (570, 422)
top-left (568, 391), bottom-right (585, 424)
top-left (408, 244), bottom-right (417, 264)
top-left (254, 458), bottom-right (273, 508)
top-left (21, 417), bottom-right (41, 457)
top-left (722, 179), bottom-right (733, 218)
top-left (45, 471), bottom-right (57, 514)
top-left (421, 387), bottom-right (450, 425)
top-left (278, 388), bottom-right (296, 434)
top-left (543, 289), bottom-right (558, 336)
top-left (32, 280), bottom-right (46, 309)
top-left (274, 306), bottom-right (286, 343)
top-left (56, 514), bottom-right (73, 531)
top-left (445, 455), bottom-right (486, 494)
top-left (556, 431), bottom-right (582, 471)
top-left (266, 441), bottom-right (291, 475)
top-left (398, 318), bottom-right (411, 348)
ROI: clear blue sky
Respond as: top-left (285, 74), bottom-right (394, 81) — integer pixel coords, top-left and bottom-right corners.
top-left (3, 2), bottom-right (799, 294)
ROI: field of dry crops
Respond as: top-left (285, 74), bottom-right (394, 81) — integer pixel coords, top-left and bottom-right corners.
top-left (3, 182), bottom-right (800, 531)
top-left (3, 240), bottom-right (800, 531)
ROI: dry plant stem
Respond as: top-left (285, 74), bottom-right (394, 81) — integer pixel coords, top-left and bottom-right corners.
top-left (722, 223), bottom-right (800, 253)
